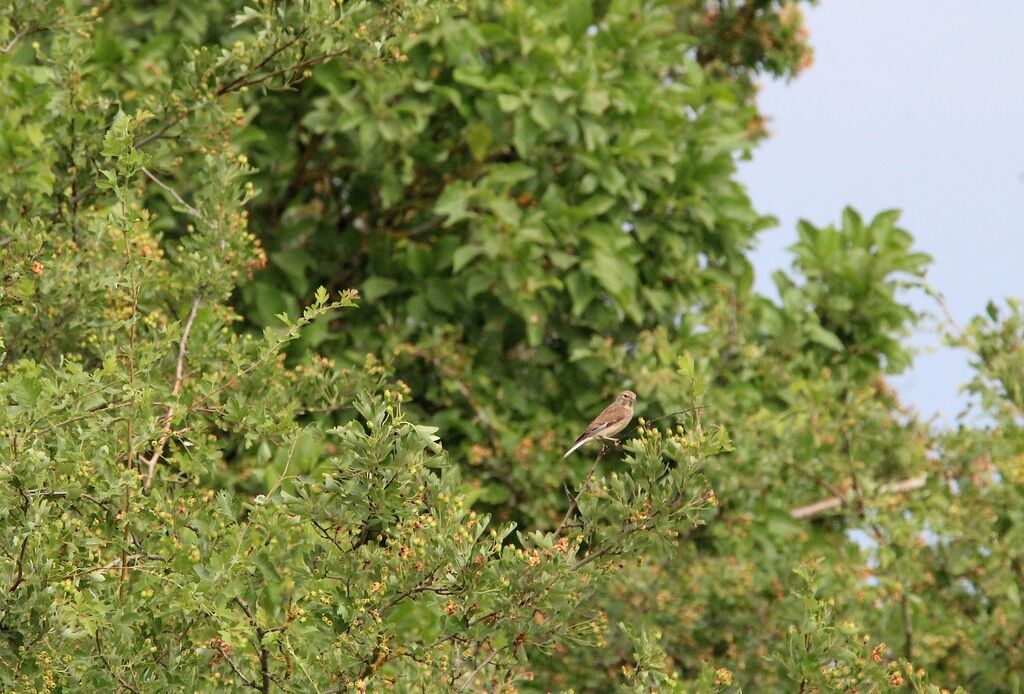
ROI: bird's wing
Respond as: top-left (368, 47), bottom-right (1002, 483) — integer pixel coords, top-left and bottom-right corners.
top-left (564, 402), bottom-right (631, 458)
top-left (579, 402), bottom-right (628, 440)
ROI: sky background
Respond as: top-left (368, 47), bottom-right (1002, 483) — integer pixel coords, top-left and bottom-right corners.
top-left (739, 0), bottom-right (1024, 426)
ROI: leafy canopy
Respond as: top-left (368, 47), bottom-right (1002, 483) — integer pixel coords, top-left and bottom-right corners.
top-left (3, 1), bottom-right (1022, 692)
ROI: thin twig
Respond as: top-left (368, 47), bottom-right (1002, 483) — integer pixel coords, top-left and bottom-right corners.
top-left (218, 49), bottom-right (346, 95)
top-left (32, 400), bottom-right (131, 437)
top-left (456, 644), bottom-right (502, 693)
top-left (144, 296), bottom-right (202, 492)
top-left (901, 591), bottom-right (914, 662)
top-left (924, 282), bottom-right (966, 338)
top-left (49, 555), bottom-right (144, 583)
top-left (789, 475), bottom-right (928, 519)
top-left (142, 167), bottom-right (204, 220)
top-left (173, 298), bottom-right (203, 397)
top-left (572, 545), bottom-right (619, 571)
top-left (1, 26), bottom-right (36, 54)
top-left (266, 435), bottom-right (300, 498)
top-left (215, 642), bottom-right (259, 690)
top-left (95, 631), bottom-right (143, 694)
top-left (555, 445), bottom-right (609, 536)
top-left (134, 36), bottom-right (343, 150)
top-left (215, 29), bottom-right (309, 96)
top-left (25, 489), bottom-right (110, 510)
top-left (641, 405), bottom-right (710, 430)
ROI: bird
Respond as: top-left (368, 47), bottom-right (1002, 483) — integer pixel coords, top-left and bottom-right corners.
top-left (562, 390), bottom-right (637, 458)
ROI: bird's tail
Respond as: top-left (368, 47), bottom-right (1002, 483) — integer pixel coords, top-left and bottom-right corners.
top-left (562, 436), bottom-right (591, 458)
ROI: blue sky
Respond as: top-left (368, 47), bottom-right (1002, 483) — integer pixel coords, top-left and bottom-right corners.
top-left (739, 0), bottom-right (1024, 425)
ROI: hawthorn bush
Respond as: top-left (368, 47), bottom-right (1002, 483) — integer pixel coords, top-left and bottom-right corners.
top-left (2, 1), bottom-right (1021, 692)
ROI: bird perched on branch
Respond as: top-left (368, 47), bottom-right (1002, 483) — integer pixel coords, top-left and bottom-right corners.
top-left (563, 390), bottom-right (637, 458)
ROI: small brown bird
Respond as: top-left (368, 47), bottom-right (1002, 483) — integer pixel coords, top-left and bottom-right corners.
top-left (563, 390), bottom-right (637, 458)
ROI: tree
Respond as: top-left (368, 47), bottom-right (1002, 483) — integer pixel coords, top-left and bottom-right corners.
top-left (3, 0), bottom-right (1021, 692)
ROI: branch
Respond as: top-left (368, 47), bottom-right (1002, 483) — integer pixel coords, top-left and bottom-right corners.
top-left (0, 26), bottom-right (40, 54)
top-left (215, 29), bottom-right (309, 97)
top-left (32, 400), bottom-right (131, 437)
top-left (216, 49), bottom-right (346, 96)
top-left (901, 591), bottom-right (914, 662)
top-left (641, 405), bottom-right (710, 430)
top-left (25, 489), bottom-right (110, 511)
top-left (7, 532), bottom-right (29, 592)
top-left (49, 554), bottom-right (146, 583)
top-left (172, 297), bottom-right (202, 397)
top-left (310, 519), bottom-right (349, 556)
top-left (215, 642), bottom-right (260, 691)
top-left (141, 167), bottom-right (204, 220)
top-left (455, 644), bottom-right (503, 693)
top-left (554, 445), bottom-right (609, 536)
top-left (143, 296), bottom-right (202, 493)
top-left (234, 598), bottom-right (272, 694)
top-left (134, 33), bottom-right (344, 150)
top-left (789, 475), bottom-right (928, 520)
top-left (95, 631), bottom-right (142, 694)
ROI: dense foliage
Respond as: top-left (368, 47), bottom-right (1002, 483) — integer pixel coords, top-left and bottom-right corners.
top-left (2, 1), bottom-right (1021, 692)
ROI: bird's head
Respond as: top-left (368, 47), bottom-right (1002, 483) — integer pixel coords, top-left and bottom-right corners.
top-left (617, 390), bottom-right (637, 405)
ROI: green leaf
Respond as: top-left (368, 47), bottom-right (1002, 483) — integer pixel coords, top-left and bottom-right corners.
top-left (581, 88), bottom-right (610, 115)
top-left (497, 94), bottom-right (523, 112)
top-left (806, 323), bottom-right (845, 351)
top-left (362, 276), bottom-right (400, 301)
top-left (529, 98), bottom-right (560, 129)
top-left (434, 181), bottom-right (473, 225)
top-left (464, 121), bottom-right (493, 161)
top-left (101, 111), bottom-right (133, 158)
top-left (566, 0), bottom-right (594, 37)
top-left (452, 245), bottom-right (484, 273)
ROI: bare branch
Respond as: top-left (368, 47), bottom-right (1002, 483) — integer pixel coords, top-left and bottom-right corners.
top-left (789, 475), bottom-right (928, 520)
top-left (141, 167), bottom-right (204, 220)
top-left (215, 29), bottom-right (309, 96)
top-left (456, 644), bottom-right (503, 693)
top-left (1, 26), bottom-right (39, 54)
top-left (25, 489), bottom-right (110, 511)
top-left (173, 297), bottom-right (203, 397)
